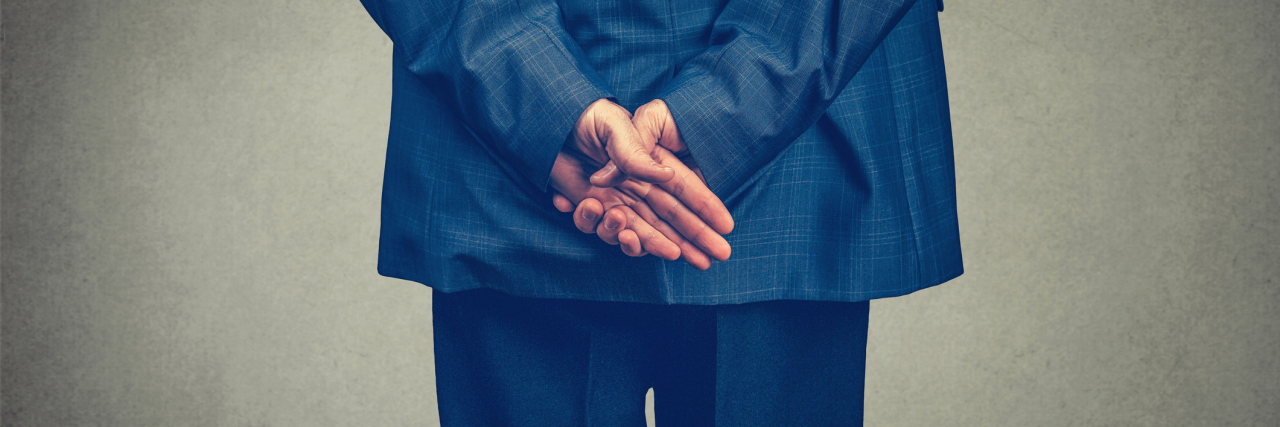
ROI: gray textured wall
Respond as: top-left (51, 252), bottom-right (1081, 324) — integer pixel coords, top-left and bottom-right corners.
top-left (2, 0), bottom-right (1277, 426)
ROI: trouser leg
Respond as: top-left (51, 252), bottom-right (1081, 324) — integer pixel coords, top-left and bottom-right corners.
top-left (651, 299), bottom-right (871, 426)
top-left (653, 306), bottom-right (717, 427)
top-left (712, 299), bottom-right (871, 426)
top-left (431, 288), bottom-right (655, 426)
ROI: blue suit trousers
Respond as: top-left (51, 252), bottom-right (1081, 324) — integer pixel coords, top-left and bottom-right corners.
top-left (432, 289), bottom-right (871, 426)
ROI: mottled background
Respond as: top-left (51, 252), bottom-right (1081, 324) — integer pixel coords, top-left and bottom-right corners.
top-left (2, 0), bottom-right (1277, 425)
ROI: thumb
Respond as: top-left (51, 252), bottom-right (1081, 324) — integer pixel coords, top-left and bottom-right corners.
top-left (634, 99), bottom-right (687, 154)
top-left (590, 114), bottom-right (673, 187)
top-left (589, 160), bottom-right (624, 188)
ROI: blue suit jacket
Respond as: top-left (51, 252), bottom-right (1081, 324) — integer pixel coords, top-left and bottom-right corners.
top-left (360, 0), bottom-right (961, 304)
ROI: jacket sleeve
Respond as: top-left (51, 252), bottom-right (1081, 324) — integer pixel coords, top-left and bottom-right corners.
top-left (360, 0), bottom-right (613, 191)
top-left (657, 0), bottom-right (919, 195)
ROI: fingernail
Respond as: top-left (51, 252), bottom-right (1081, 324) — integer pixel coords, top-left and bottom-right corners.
top-left (651, 161), bottom-right (672, 172)
top-left (605, 219), bottom-right (620, 230)
top-left (582, 210), bottom-right (597, 221)
top-left (592, 164), bottom-right (617, 179)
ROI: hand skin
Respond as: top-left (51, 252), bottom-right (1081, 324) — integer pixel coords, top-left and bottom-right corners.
top-left (554, 99), bottom-right (734, 269)
top-left (631, 99), bottom-right (729, 236)
top-left (549, 149), bottom-right (717, 269)
top-left (570, 99), bottom-right (675, 187)
top-left (626, 99), bottom-right (703, 184)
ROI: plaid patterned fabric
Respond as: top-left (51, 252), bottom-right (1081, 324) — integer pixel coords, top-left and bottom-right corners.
top-left (361, 0), bottom-right (961, 304)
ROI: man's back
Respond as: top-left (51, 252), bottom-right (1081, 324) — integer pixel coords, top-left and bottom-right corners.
top-left (371, 0), bottom-right (961, 304)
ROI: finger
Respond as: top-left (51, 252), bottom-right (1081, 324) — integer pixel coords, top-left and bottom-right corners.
top-left (674, 150), bottom-right (707, 183)
top-left (689, 166), bottom-right (707, 185)
top-left (633, 100), bottom-right (665, 156)
top-left (636, 183), bottom-right (731, 262)
top-left (616, 160), bottom-right (732, 263)
top-left (573, 198), bottom-right (604, 234)
top-left (552, 192), bottom-right (574, 213)
top-left (593, 115), bottom-right (674, 186)
top-left (596, 207), bottom-right (627, 245)
top-left (625, 197), bottom-right (714, 270)
top-left (677, 241), bottom-right (712, 270)
top-left (589, 161), bottom-right (626, 187)
top-left (607, 205), bottom-right (679, 261)
top-left (652, 147), bottom-right (735, 235)
top-left (634, 99), bottom-right (688, 154)
top-left (618, 230), bottom-right (646, 257)
top-left (678, 240), bottom-right (712, 270)
top-left (633, 103), bottom-right (730, 235)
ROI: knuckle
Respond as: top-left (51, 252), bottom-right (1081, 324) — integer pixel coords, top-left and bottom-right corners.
top-left (662, 200), bottom-right (682, 220)
top-left (688, 223), bottom-right (711, 244)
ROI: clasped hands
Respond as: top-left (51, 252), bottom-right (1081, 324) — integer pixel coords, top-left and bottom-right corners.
top-left (548, 99), bottom-right (733, 270)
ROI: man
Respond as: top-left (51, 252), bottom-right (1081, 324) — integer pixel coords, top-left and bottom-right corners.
top-left (360, 0), bottom-right (960, 424)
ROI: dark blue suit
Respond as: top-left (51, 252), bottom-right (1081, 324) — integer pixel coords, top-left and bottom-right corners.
top-left (361, 0), bottom-right (962, 305)
top-left (359, 0), bottom-right (960, 423)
